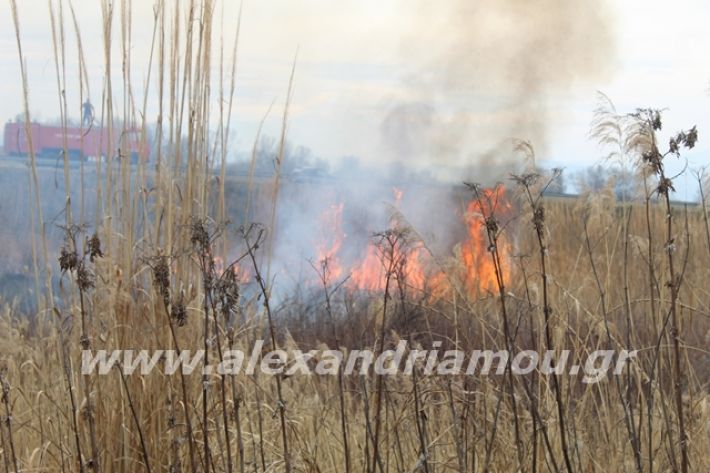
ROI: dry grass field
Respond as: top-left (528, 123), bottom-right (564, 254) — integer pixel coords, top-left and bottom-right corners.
top-left (0, 1), bottom-right (709, 472)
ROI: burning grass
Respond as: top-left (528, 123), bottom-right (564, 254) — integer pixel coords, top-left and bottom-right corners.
top-left (2, 185), bottom-right (710, 473)
top-left (0, 2), bottom-right (709, 473)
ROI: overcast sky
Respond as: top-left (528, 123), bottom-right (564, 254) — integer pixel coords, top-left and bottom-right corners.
top-left (1, 0), bottom-right (709, 196)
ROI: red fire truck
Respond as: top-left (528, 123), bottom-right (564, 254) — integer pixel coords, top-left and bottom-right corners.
top-left (2, 119), bottom-right (150, 163)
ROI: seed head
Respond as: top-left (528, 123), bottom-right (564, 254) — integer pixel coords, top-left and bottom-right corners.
top-left (657, 177), bottom-right (675, 196)
top-left (152, 257), bottom-right (171, 305)
top-left (171, 299), bottom-right (187, 327)
top-left (59, 247), bottom-right (79, 273)
top-left (76, 262), bottom-right (95, 290)
top-left (217, 267), bottom-right (240, 322)
top-left (88, 233), bottom-right (103, 262)
top-left (190, 219), bottom-right (210, 253)
top-left (0, 374), bottom-right (9, 404)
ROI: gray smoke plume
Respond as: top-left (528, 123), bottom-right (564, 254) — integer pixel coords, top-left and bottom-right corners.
top-left (380, 0), bottom-right (616, 176)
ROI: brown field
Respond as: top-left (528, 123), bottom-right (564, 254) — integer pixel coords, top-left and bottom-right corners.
top-left (1, 2), bottom-right (709, 473)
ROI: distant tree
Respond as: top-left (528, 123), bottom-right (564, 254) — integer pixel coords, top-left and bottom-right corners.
top-left (575, 164), bottom-right (638, 201)
top-left (610, 167), bottom-right (638, 201)
top-left (577, 165), bottom-right (608, 192)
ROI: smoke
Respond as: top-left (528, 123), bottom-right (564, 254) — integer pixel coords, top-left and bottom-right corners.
top-left (264, 0), bottom-right (617, 292)
top-left (270, 167), bottom-right (458, 284)
top-left (380, 0), bottom-right (616, 175)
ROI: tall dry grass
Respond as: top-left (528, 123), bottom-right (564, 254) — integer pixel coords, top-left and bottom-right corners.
top-left (0, 1), bottom-right (709, 473)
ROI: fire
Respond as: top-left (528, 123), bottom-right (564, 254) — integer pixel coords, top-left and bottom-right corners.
top-left (348, 189), bottom-right (427, 292)
top-left (393, 187), bottom-right (403, 207)
top-left (316, 203), bottom-right (345, 280)
top-left (460, 187), bottom-right (512, 294)
top-left (313, 186), bottom-right (512, 297)
top-left (213, 256), bottom-right (250, 283)
top-left (349, 236), bottom-right (427, 292)
top-left (349, 243), bottom-right (383, 291)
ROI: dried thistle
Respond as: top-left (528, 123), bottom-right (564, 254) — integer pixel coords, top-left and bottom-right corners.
top-left (190, 219), bottom-right (210, 253)
top-left (152, 257), bottom-right (171, 305)
top-left (632, 108), bottom-right (663, 131)
top-left (81, 402), bottom-right (94, 422)
top-left (0, 372), bottom-right (9, 404)
top-left (59, 247), bottom-right (79, 273)
top-left (657, 177), bottom-right (676, 196)
top-left (641, 147), bottom-right (663, 174)
top-left (171, 299), bottom-right (188, 327)
top-left (80, 334), bottom-right (91, 350)
top-left (684, 126), bottom-right (698, 148)
top-left (511, 172), bottom-right (540, 188)
top-left (76, 262), bottom-right (95, 290)
top-left (88, 233), bottom-right (103, 262)
top-left (217, 267), bottom-right (240, 322)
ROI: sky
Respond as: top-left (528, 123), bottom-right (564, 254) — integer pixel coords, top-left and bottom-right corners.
top-left (1, 0), bottom-right (709, 198)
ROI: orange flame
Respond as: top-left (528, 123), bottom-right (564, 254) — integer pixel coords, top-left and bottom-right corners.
top-left (213, 256), bottom-right (251, 283)
top-left (349, 236), bottom-right (428, 292)
top-left (316, 203), bottom-right (345, 280)
top-left (461, 187), bottom-right (511, 294)
top-left (348, 188), bottom-right (428, 292)
top-left (399, 246), bottom-right (427, 291)
top-left (393, 187), bottom-right (403, 207)
top-left (350, 243), bottom-right (384, 291)
top-left (314, 186), bottom-right (512, 297)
